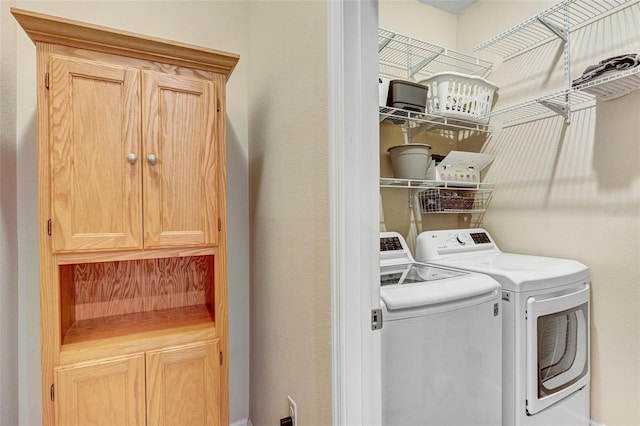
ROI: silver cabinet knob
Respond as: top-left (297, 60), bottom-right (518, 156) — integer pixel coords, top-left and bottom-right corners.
top-left (126, 153), bottom-right (138, 164)
top-left (147, 154), bottom-right (158, 165)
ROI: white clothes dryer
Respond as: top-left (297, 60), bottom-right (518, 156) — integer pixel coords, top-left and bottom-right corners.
top-left (379, 232), bottom-right (502, 426)
top-left (415, 228), bottom-right (590, 426)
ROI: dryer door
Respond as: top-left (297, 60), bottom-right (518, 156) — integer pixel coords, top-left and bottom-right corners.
top-left (525, 284), bottom-right (590, 415)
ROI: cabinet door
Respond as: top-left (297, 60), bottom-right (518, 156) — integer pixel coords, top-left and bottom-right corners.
top-left (146, 341), bottom-right (221, 426)
top-left (54, 354), bottom-right (145, 426)
top-left (142, 71), bottom-right (219, 248)
top-left (49, 56), bottom-right (142, 252)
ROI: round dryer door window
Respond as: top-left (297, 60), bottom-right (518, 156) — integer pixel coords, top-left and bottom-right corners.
top-left (525, 284), bottom-right (590, 415)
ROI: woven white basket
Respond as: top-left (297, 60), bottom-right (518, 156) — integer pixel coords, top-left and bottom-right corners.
top-left (419, 72), bottom-right (498, 124)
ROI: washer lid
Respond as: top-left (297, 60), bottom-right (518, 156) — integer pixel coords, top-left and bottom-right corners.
top-left (380, 262), bottom-right (464, 286)
top-left (380, 264), bottom-right (499, 310)
top-left (433, 252), bottom-right (589, 292)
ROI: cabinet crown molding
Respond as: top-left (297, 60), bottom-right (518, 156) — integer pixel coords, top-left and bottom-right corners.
top-left (11, 7), bottom-right (239, 79)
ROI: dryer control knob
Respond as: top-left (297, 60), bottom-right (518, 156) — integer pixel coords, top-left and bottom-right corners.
top-left (456, 235), bottom-right (466, 245)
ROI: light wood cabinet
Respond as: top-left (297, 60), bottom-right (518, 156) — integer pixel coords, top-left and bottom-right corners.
top-left (146, 341), bottom-right (220, 426)
top-left (55, 341), bottom-right (219, 426)
top-left (54, 354), bottom-right (146, 426)
top-left (12, 8), bottom-right (238, 426)
top-left (49, 56), bottom-right (142, 252)
top-left (49, 56), bottom-right (219, 252)
top-left (142, 71), bottom-right (219, 249)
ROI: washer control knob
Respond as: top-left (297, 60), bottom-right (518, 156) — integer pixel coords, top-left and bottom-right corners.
top-left (456, 234), bottom-right (466, 245)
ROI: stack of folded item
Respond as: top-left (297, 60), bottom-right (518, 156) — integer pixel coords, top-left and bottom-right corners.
top-left (572, 52), bottom-right (640, 87)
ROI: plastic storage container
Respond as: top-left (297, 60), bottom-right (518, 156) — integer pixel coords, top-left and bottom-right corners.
top-left (419, 72), bottom-right (498, 123)
top-left (387, 144), bottom-right (432, 179)
top-left (387, 80), bottom-right (429, 113)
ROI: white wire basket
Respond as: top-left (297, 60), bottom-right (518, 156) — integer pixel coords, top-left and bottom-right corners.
top-left (418, 188), bottom-right (491, 213)
top-left (419, 72), bottom-right (499, 124)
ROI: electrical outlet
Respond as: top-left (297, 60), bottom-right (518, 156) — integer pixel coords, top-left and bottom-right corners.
top-left (288, 396), bottom-right (297, 426)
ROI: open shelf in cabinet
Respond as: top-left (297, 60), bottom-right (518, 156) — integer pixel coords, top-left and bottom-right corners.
top-left (59, 255), bottom-right (215, 347)
top-left (62, 304), bottom-right (214, 346)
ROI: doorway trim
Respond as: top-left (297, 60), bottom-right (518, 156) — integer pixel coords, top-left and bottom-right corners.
top-left (327, 0), bottom-right (381, 424)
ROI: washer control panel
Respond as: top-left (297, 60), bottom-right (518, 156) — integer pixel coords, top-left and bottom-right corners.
top-left (470, 231), bottom-right (492, 244)
top-left (380, 236), bottom-right (404, 252)
top-left (416, 228), bottom-right (499, 260)
top-left (380, 232), bottom-right (415, 266)
top-left (434, 230), bottom-right (493, 248)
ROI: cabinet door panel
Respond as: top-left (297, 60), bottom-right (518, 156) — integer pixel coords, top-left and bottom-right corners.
top-left (55, 354), bottom-right (145, 426)
top-left (143, 72), bottom-right (218, 248)
top-left (146, 341), bottom-right (221, 426)
top-left (50, 56), bottom-right (142, 252)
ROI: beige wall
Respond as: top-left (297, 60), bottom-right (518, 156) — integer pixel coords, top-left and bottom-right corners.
top-left (3, 1), bottom-right (250, 424)
top-left (247, 1), bottom-right (331, 424)
top-left (379, 0), bottom-right (457, 48)
top-left (0, 2), bottom-right (19, 424)
top-left (382, 1), bottom-right (640, 425)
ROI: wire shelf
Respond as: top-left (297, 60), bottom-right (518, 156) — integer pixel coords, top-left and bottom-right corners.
top-left (379, 106), bottom-right (492, 134)
top-left (474, 0), bottom-right (635, 59)
top-left (379, 28), bottom-right (492, 80)
top-left (575, 65), bottom-right (640, 100)
top-left (380, 178), bottom-right (493, 190)
top-left (485, 66), bottom-right (640, 124)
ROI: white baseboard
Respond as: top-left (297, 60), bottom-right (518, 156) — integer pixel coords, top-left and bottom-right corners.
top-left (590, 421), bottom-right (606, 426)
top-left (230, 418), bottom-right (250, 426)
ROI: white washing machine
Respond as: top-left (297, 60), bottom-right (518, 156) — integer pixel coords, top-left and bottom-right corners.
top-left (415, 228), bottom-right (590, 426)
top-left (380, 232), bottom-right (502, 426)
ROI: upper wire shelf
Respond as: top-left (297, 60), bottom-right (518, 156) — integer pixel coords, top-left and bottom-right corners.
top-left (475, 0), bottom-right (640, 124)
top-left (475, 0), bottom-right (637, 59)
top-left (379, 28), bottom-right (492, 81)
